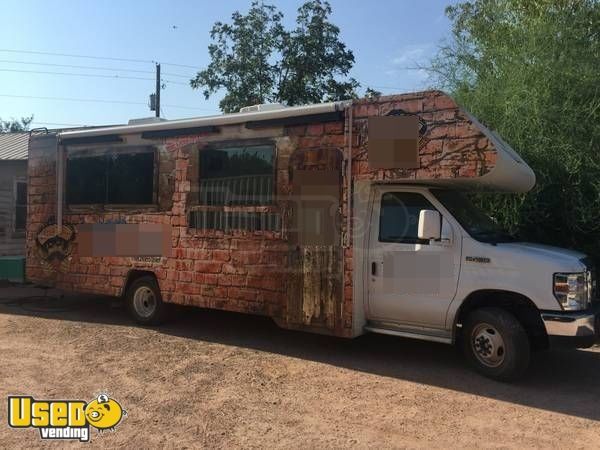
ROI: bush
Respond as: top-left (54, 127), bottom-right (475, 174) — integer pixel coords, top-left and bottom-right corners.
top-left (430, 0), bottom-right (600, 263)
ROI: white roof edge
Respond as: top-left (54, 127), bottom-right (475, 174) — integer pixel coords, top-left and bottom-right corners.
top-left (59, 101), bottom-right (350, 140)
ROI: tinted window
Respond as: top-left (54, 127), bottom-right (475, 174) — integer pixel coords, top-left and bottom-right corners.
top-left (67, 155), bottom-right (106, 204)
top-left (15, 181), bottom-right (27, 230)
top-left (432, 189), bottom-right (516, 243)
top-left (67, 148), bottom-right (155, 205)
top-left (107, 152), bottom-right (154, 204)
top-left (199, 144), bottom-right (274, 205)
top-left (379, 192), bottom-right (436, 244)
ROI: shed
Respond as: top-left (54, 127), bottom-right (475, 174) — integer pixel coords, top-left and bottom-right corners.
top-left (0, 132), bottom-right (28, 281)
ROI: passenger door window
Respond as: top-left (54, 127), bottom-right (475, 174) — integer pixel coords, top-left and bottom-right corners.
top-left (378, 192), bottom-right (436, 244)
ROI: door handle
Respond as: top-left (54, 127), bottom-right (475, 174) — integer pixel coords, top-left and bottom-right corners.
top-left (371, 261), bottom-right (377, 276)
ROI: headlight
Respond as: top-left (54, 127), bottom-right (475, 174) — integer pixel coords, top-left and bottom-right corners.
top-left (553, 272), bottom-right (590, 310)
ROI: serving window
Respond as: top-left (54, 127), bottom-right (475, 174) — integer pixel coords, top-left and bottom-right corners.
top-left (198, 144), bottom-right (275, 206)
top-left (66, 146), bottom-right (156, 206)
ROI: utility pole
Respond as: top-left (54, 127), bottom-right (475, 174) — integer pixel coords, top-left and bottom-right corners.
top-left (155, 63), bottom-right (161, 118)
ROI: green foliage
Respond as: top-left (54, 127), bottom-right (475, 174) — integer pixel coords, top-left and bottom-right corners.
top-left (430, 0), bottom-right (600, 262)
top-left (191, 0), bottom-right (358, 113)
top-left (277, 0), bottom-right (358, 105)
top-left (191, 2), bottom-right (285, 113)
top-left (364, 87), bottom-right (383, 99)
top-left (0, 116), bottom-right (33, 132)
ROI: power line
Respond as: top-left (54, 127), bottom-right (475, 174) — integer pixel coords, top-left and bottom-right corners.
top-left (163, 80), bottom-right (188, 86)
top-left (31, 121), bottom-right (89, 127)
top-left (1, 93), bottom-right (146, 106)
top-left (0, 59), bottom-right (194, 78)
top-left (0, 68), bottom-right (188, 85)
top-left (0, 50), bottom-right (407, 91)
top-left (0, 93), bottom-right (219, 112)
top-left (0, 48), bottom-right (201, 70)
top-left (161, 62), bottom-right (201, 70)
top-left (163, 71), bottom-right (194, 79)
top-left (0, 48), bottom-right (153, 64)
top-left (0, 59), bottom-right (154, 75)
top-left (0, 68), bottom-right (153, 81)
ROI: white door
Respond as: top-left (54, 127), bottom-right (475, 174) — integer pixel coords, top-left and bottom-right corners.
top-left (367, 188), bottom-right (461, 328)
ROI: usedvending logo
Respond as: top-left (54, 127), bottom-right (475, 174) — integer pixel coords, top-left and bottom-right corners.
top-left (7, 393), bottom-right (127, 442)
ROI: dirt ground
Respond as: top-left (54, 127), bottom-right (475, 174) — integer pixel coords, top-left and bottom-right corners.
top-left (0, 284), bottom-right (598, 449)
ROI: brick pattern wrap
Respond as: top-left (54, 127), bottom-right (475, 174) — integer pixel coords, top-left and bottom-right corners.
top-left (26, 90), bottom-right (497, 337)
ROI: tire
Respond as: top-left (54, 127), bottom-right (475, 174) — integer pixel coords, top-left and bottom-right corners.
top-left (462, 307), bottom-right (530, 382)
top-left (125, 275), bottom-right (170, 325)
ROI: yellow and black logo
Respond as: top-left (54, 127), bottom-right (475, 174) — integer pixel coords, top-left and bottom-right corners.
top-left (8, 393), bottom-right (126, 442)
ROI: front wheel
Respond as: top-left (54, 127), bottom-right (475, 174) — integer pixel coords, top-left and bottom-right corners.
top-left (125, 276), bottom-right (170, 325)
top-left (462, 307), bottom-right (530, 381)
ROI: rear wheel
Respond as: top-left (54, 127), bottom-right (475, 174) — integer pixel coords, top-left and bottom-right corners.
top-left (462, 307), bottom-right (530, 381)
top-left (125, 276), bottom-right (170, 325)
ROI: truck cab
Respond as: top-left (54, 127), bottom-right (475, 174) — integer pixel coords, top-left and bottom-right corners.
top-left (356, 183), bottom-right (599, 380)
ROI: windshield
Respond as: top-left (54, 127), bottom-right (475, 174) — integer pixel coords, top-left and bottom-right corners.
top-left (432, 189), bottom-right (518, 244)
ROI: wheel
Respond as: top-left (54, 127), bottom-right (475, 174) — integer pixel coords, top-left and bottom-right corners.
top-left (125, 276), bottom-right (170, 325)
top-left (462, 307), bottom-right (530, 381)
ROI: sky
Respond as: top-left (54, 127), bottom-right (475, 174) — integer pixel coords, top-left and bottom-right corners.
top-left (0, 0), bottom-right (456, 128)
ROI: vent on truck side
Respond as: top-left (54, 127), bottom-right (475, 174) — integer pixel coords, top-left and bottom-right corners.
top-left (188, 210), bottom-right (281, 232)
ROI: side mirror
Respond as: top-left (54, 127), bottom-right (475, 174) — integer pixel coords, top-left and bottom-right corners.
top-left (418, 209), bottom-right (441, 240)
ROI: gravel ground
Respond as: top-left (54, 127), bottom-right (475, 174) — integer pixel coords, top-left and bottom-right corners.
top-left (0, 284), bottom-right (598, 449)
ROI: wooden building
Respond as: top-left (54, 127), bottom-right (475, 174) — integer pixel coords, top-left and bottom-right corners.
top-left (0, 133), bottom-right (28, 281)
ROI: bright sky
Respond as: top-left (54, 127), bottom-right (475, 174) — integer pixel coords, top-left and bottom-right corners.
top-left (0, 0), bottom-right (456, 128)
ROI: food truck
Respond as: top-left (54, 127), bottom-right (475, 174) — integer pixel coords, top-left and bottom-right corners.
top-left (26, 90), bottom-right (598, 380)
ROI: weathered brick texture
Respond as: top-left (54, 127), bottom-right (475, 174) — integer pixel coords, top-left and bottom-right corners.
top-left (26, 90), bottom-right (497, 337)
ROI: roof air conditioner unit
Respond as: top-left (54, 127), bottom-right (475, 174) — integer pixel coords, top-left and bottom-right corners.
top-left (239, 103), bottom-right (288, 113)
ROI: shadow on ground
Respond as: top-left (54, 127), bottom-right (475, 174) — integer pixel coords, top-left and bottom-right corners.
top-left (1, 288), bottom-right (598, 421)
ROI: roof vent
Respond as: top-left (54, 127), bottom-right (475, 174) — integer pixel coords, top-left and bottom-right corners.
top-left (128, 117), bottom-right (168, 125)
top-left (239, 103), bottom-right (287, 114)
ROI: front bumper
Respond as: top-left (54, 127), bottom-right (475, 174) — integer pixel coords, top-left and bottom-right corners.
top-left (541, 303), bottom-right (600, 348)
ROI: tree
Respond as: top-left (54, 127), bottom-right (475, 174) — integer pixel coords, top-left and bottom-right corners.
top-left (191, 0), bottom-right (358, 112)
top-left (277, 0), bottom-right (358, 105)
top-left (0, 116), bottom-right (33, 132)
top-left (364, 87), bottom-right (383, 99)
top-left (429, 0), bottom-right (600, 262)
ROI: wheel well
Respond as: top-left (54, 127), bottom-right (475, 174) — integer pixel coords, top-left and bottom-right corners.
top-left (455, 290), bottom-right (548, 350)
top-left (121, 270), bottom-right (158, 297)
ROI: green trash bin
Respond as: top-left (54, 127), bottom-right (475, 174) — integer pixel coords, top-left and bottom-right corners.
top-left (0, 256), bottom-right (25, 283)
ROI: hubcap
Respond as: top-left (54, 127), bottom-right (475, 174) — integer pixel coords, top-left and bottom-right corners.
top-left (133, 286), bottom-right (157, 318)
top-left (471, 323), bottom-right (506, 368)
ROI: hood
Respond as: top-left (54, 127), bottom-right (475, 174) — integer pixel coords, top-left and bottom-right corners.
top-left (496, 242), bottom-right (586, 271)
